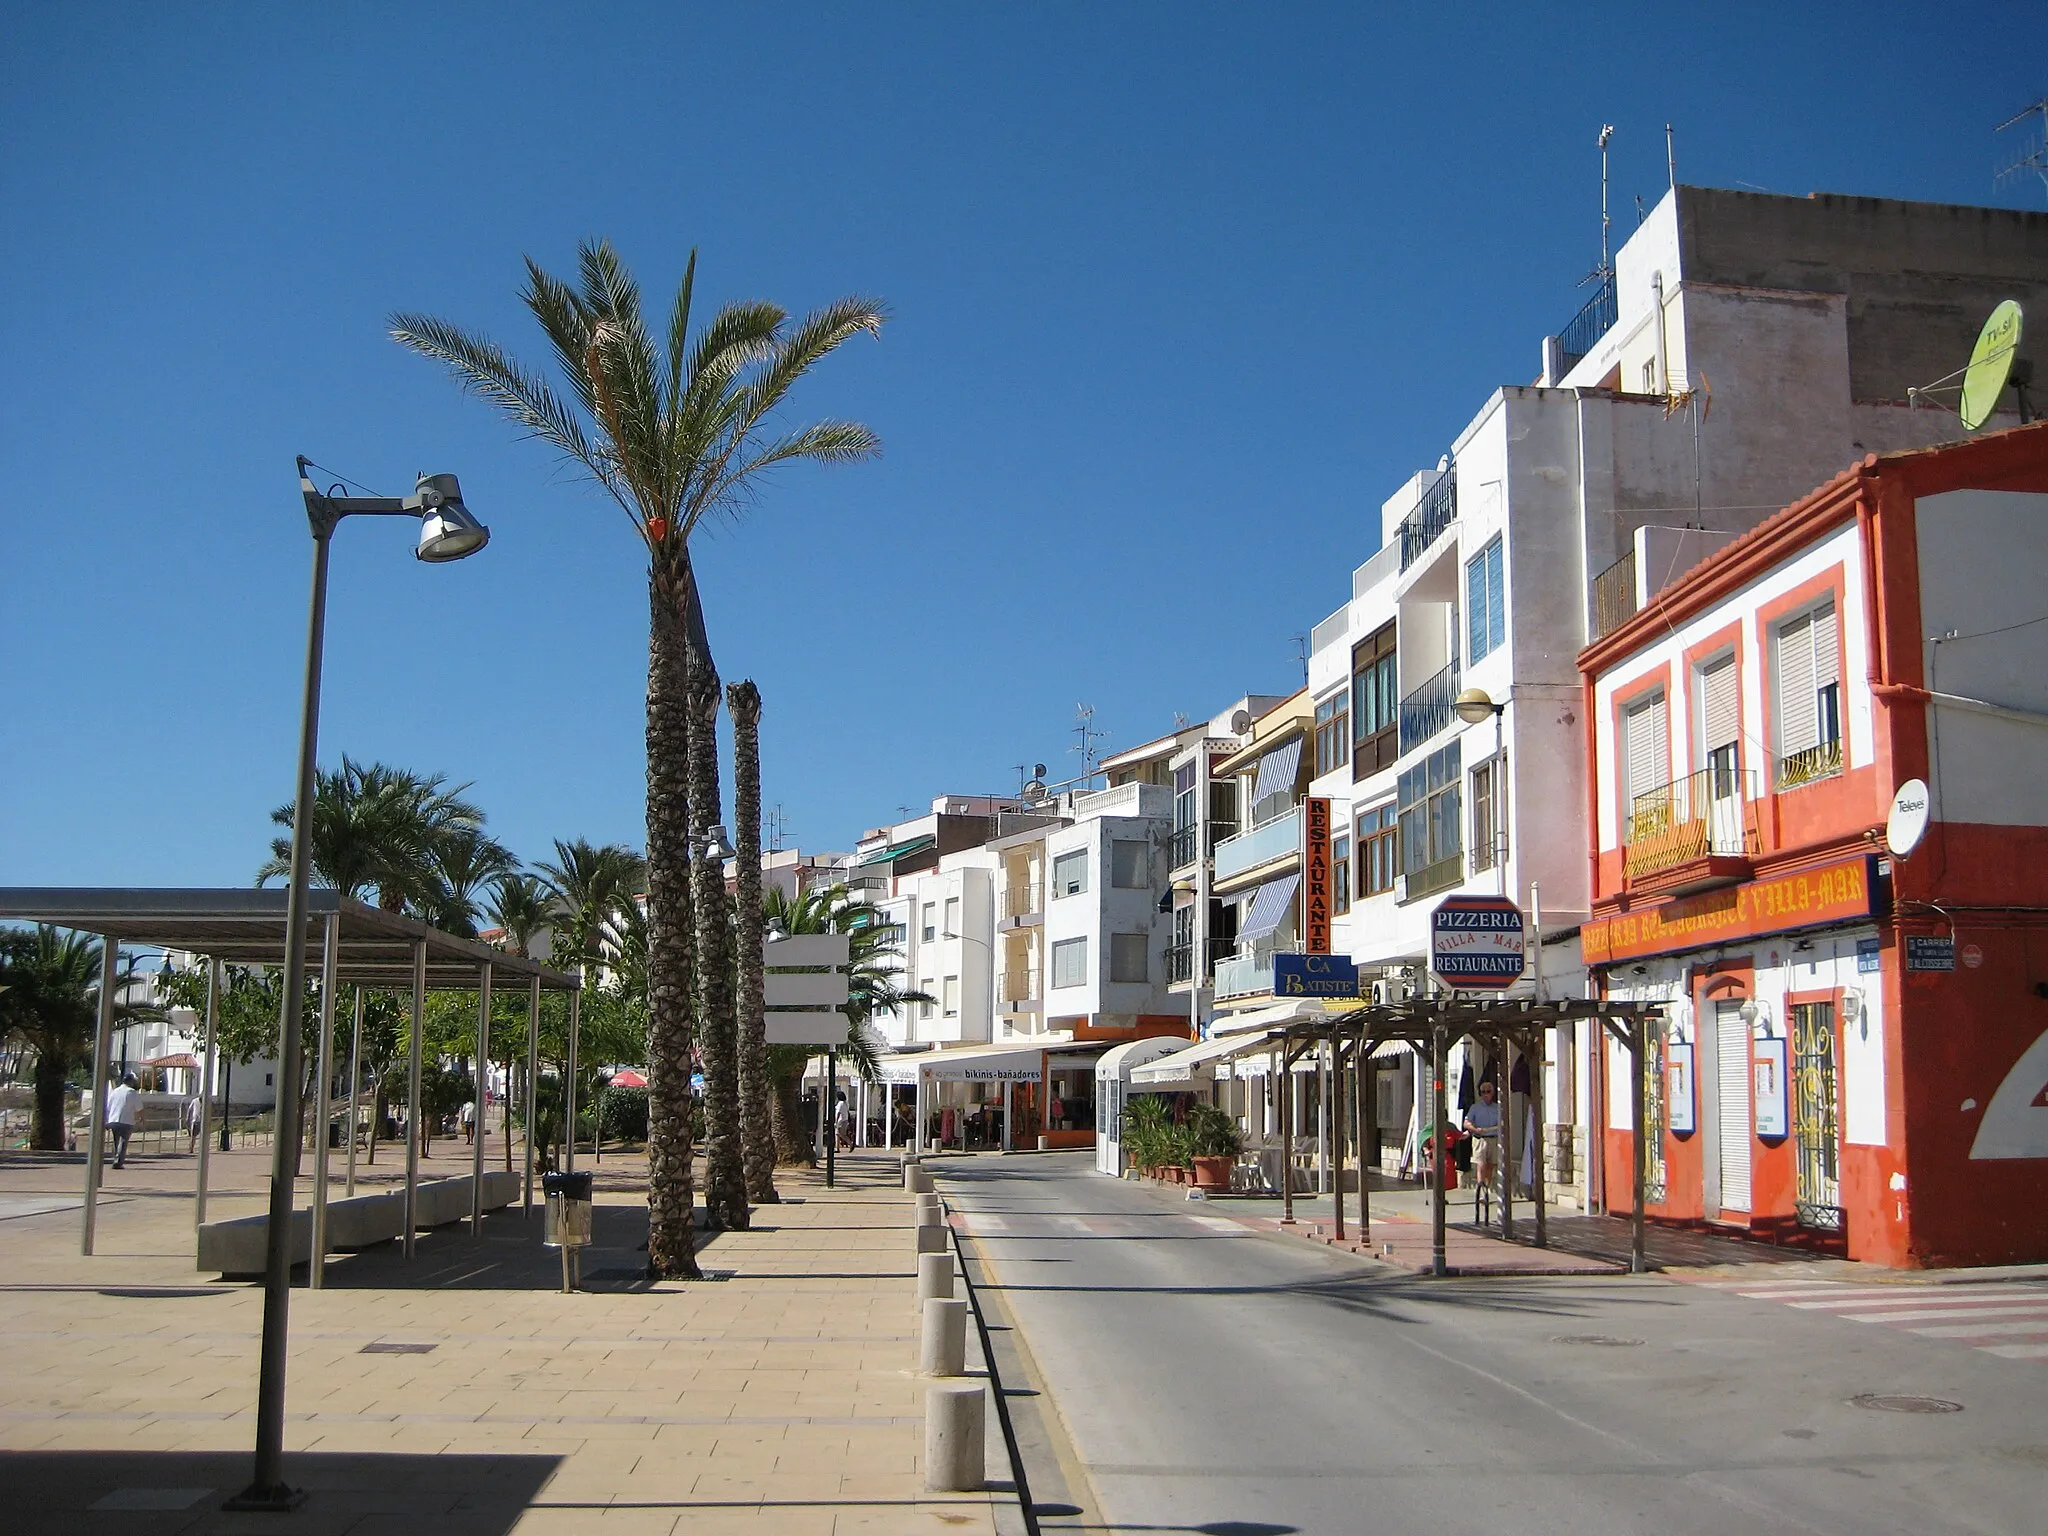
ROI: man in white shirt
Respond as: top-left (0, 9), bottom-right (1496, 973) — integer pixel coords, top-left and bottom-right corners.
top-left (106, 1073), bottom-right (141, 1169)
top-left (1462, 1080), bottom-right (1502, 1202)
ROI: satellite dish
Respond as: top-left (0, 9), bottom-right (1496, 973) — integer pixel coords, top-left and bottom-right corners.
top-left (1033, 763), bottom-right (1047, 778)
top-left (1023, 778), bottom-right (1046, 803)
top-left (1960, 300), bottom-right (2023, 431)
top-left (1886, 778), bottom-right (1930, 858)
top-left (1229, 709), bottom-right (1252, 734)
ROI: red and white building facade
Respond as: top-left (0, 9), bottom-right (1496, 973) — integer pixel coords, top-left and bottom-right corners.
top-left (1579, 422), bottom-right (2048, 1268)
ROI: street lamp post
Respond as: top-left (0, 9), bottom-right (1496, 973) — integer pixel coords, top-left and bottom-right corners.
top-left (229, 458), bottom-right (488, 1512)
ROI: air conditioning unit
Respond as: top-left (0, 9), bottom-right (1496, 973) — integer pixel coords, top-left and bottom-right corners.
top-left (1371, 977), bottom-right (1410, 1006)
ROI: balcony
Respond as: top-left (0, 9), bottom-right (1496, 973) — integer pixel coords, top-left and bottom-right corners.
top-left (1401, 854), bottom-right (1464, 903)
top-left (1777, 741), bottom-right (1843, 792)
top-left (1624, 767), bottom-right (1759, 895)
top-left (1397, 474), bottom-right (1457, 572)
top-left (1168, 825), bottom-right (1198, 870)
top-left (1214, 950), bottom-right (1273, 1000)
top-left (1001, 882), bottom-right (1042, 925)
top-left (1592, 549), bottom-right (1637, 640)
top-left (1398, 660), bottom-right (1460, 753)
top-left (997, 967), bottom-right (1041, 1012)
top-left (1072, 781), bottom-right (1172, 818)
top-left (1558, 274), bottom-right (1618, 368)
top-left (1164, 938), bottom-right (1237, 985)
top-left (1213, 807), bottom-right (1301, 884)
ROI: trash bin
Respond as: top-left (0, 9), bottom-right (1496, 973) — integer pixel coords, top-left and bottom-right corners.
top-left (542, 1170), bottom-right (594, 1248)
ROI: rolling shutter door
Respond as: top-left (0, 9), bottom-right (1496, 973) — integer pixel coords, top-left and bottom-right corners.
top-left (1811, 602), bottom-right (1839, 691)
top-left (1700, 656), bottom-right (1738, 759)
top-left (1716, 1002), bottom-right (1752, 1212)
top-left (1624, 693), bottom-right (1669, 806)
top-left (1776, 612), bottom-right (1818, 758)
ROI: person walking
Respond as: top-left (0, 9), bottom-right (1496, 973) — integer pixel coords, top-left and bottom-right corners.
top-left (106, 1073), bottom-right (141, 1170)
top-left (184, 1093), bottom-right (203, 1153)
top-left (1462, 1080), bottom-right (1502, 1220)
top-left (460, 1098), bottom-right (476, 1145)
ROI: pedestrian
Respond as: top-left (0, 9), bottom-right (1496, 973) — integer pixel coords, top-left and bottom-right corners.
top-left (184, 1093), bottom-right (203, 1153)
top-left (107, 1072), bottom-right (141, 1169)
top-left (834, 1092), bottom-right (852, 1152)
top-left (461, 1098), bottom-right (476, 1145)
top-left (1462, 1080), bottom-right (1502, 1207)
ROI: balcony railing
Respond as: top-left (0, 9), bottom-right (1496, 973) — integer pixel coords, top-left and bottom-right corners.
top-left (1402, 854), bottom-right (1464, 903)
top-left (1214, 951), bottom-right (1273, 1000)
top-left (1001, 882), bottom-right (1042, 920)
top-left (997, 967), bottom-right (1041, 1006)
top-left (1168, 826), bottom-right (1197, 870)
top-left (1592, 549), bottom-right (1638, 639)
top-left (1397, 474), bottom-right (1458, 571)
top-left (1559, 274), bottom-right (1618, 366)
top-left (1777, 740), bottom-right (1844, 791)
top-left (1164, 938), bottom-right (1237, 985)
top-left (1624, 767), bottom-right (1760, 880)
top-left (1213, 806), bottom-right (1301, 883)
top-left (1398, 660), bottom-right (1460, 753)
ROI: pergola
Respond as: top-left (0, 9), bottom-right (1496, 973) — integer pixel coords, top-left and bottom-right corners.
top-left (1196, 995), bottom-right (1665, 1274)
top-left (0, 887), bottom-right (584, 1279)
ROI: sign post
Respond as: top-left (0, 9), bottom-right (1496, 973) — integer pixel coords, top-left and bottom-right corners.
top-left (764, 933), bottom-right (853, 1043)
top-left (1430, 895), bottom-right (1526, 990)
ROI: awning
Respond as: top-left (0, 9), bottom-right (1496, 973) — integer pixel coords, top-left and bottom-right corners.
top-left (1209, 997), bottom-right (1329, 1035)
top-left (855, 834), bottom-right (935, 868)
top-left (1238, 873), bottom-right (1300, 943)
top-left (1250, 737), bottom-right (1303, 802)
top-left (1130, 1032), bottom-right (1271, 1086)
top-left (141, 1053), bottom-right (198, 1070)
top-left (879, 1038), bottom-right (1103, 1085)
top-left (1093, 1035), bottom-right (1189, 1084)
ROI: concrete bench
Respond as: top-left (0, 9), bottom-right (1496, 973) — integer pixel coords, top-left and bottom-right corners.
top-left (197, 1172), bottom-right (523, 1276)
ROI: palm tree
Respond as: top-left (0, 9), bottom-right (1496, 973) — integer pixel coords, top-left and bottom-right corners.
top-left (485, 873), bottom-right (555, 960)
top-left (758, 885), bottom-right (926, 1166)
top-left (258, 758), bottom-right (496, 916)
top-left (533, 839), bottom-right (645, 970)
top-left (392, 242), bottom-right (884, 1273)
top-left (423, 825), bottom-right (517, 938)
top-left (726, 679), bottom-right (775, 1202)
top-left (0, 927), bottom-right (161, 1150)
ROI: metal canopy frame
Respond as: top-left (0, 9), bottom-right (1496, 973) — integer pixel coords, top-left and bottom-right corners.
top-left (1206, 995), bottom-right (1664, 1275)
top-left (0, 887), bottom-right (584, 1270)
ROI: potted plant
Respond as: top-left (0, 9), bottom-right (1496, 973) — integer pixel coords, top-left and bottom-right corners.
top-left (1186, 1104), bottom-right (1241, 1191)
top-left (1121, 1094), bottom-right (1170, 1180)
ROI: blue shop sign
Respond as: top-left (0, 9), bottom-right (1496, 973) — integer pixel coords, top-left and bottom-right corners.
top-left (1273, 953), bottom-right (1361, 999)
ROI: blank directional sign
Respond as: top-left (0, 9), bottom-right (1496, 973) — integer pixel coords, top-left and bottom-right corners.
top-left (765, 931), bottom-right (852, 1045)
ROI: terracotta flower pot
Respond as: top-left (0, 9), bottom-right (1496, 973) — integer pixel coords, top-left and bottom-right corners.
top-left (1192, 1155), bottom-right (1232, 1191)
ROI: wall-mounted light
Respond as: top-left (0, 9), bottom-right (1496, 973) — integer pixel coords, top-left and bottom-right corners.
top-left (1842, 988), bottom-right (1865, 1039)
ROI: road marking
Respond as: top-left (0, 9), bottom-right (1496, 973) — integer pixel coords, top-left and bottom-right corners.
top-left (1841, 1303), bottom-right (2048, 1325)
top-left (1784, 1289), bottom-right (2047, 1309)
top-left (1709, 1276), bottom-right (2048, 1365)
top-left (1984, 1343), bottom-right (2048, 1359)
top-left (1186, 1216), bottom-right (1249, 1233)
top-left (1908, 1319), bottom-right (2048, 1338)
top-left (1744, 1285), bottom-right (2036, 1301)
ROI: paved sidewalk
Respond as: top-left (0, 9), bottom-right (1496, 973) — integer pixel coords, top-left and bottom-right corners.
top-left (0, 1145), bottom-right (1001, 1534)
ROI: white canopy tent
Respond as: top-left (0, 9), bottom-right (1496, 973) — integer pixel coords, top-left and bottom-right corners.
top-left (1093, 1035), bottom-right (1191, 1174)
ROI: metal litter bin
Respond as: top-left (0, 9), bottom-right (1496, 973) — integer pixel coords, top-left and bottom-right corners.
top-left (542, 1170), bottom-right (593, 1292)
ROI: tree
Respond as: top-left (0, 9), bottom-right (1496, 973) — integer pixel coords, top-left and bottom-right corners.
top-left (533, 839), bottom-right (644, 971)
top-left (257, 758), bottom-right (500, 917)
top-left (727, 679), bottom-right (775, 1202)
top-left (486, 873), bottom-right (554, 960)
top-left (1, 927), bottom-right (162, 1150)
top-left (423, 826), bottom-right (517, 938)
top-left (393, 242), bottom-right (884, 1274)
top-left (757, 885), bottom-right (925, 1166)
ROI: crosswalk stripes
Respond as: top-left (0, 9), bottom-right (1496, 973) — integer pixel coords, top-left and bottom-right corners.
top-left (1693, 1275), bottom-right (2048, 1362)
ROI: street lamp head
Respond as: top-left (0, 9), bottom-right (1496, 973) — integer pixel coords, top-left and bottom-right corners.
top-left (1454, 687), bottom-right (1502, 726)
top-left (412, 473), bottom-right (489, 562)
top-left (698, 824), bottom-right (734, 862)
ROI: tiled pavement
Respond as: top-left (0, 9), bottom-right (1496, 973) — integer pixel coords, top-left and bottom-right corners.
top-left (0, 1143), bottom-right (1004, 1534)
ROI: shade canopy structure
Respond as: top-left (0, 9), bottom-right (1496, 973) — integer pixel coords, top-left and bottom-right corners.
top-left (0, 887), bottom-right (582, 994)
top-left (1130, 1031), bottom-right (1270, 1086)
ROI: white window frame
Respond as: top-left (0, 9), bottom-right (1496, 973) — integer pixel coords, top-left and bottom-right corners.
top-left (1051, 937), bottom-right (1088, 989)
top-left (1051, 848), bottom-right (1089, 899)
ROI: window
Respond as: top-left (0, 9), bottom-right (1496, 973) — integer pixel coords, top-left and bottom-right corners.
top-left (1314, 691), bottom-right (1349, 777)
top-left (1466, 535), bottom-right (1506, 663)
top-left (921, 902), bottom-right (936, 943)
top-left (1623, 690), bottom-right (1670, 839)
top-left (879, 923), bottom-right (908, 950)
top-left (1698, 652), bottom-right (1740, 792)
top-left (1051, 937), bottom-right (1088, 988)
top-left (1470, 759), bottom-right (1506, 874)
top-left (919, 981), bottom-right (936, 1021)
top-left (1359, 803), bottom-right (1398, 897)
top-left (1351, 624), bottom-right (1398, 777)
top-left (1051, 848), bottom-right (1089, 898)
top-left (1774, 602), bottom-right (1842, 788)
top-left (1396, 742), bottom-right (1462, 893)
top-left (1110, 840), bottom-right (1150, 889)
top-left (1109, 933), bottom-right (1149, 983)
top-left (943, 896), bottom-right (960, 937)
top-left (942, 976), bottom-right (960, 1017)
top-left (1331, 833), bottom-right (1351, 916)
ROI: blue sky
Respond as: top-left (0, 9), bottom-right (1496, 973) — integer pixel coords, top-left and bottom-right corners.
top-left (4, 3), bottom-right (2043, 885)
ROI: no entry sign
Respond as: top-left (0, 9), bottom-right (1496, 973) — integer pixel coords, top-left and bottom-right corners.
top-left (1431, 895), bottom-right (1526, 989)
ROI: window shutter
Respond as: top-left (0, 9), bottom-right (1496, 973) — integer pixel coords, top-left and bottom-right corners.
top-left (1625, 693), bottom-right (1668, 804)
top-left (1700, 655), bottom-right (1739, 760)
top-left (1776, 613), bottom-right (1818, 758)
top-left (1467, 553), bottom-right (1487, 660)
top-left (1811, 602), bottom-right (1839, 690)
top-left (1487, 540), bottom-right (1506, 656)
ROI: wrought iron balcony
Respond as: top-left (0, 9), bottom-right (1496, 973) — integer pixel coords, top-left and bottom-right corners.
top-left (1165, 942), bottom-right (1193, 983)
top-left (1397, 474), bottom-right (1458, 572)
top-left (1592, 549), bottom-right (1638, 640)
top-left (1168, 826), bottom-right (1197, 870)
top-left (1559, 274), bottom-right (1618, 367)
top-left (1624, 766), bottom-right (1760, 892)
top-left (1777, 741), bottom-right (1843, 791)
top-left (1001, 882), bottom-right (1042, 921)
top-left (1398, 660), bottom-right (1460, 753)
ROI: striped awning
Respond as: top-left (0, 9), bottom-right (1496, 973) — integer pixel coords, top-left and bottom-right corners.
top-left (1238, 873), bottom-right (1300, 942)
top-left (1250, 737), bottom-right (1303, 802)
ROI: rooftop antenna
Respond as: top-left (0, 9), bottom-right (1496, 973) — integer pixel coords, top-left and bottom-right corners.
top-left (1995, 98), bottom-right (2048, 203)
top-left (1069, 703), bottom-right (1108, 785)
top-left (1173, 711), bottom-right (1191, 730)
top-left (766, 803), bottom-right (791, 853)
top-left (1666, 121), bottom-right (1676, 190)
top-left (1598, 124), bottom-right (1616, 283)
top-left (1289, 632), bottom-right (1309, 686)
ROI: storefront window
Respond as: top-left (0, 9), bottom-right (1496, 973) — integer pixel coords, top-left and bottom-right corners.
top-left (1790, 1001), bottom-right (1842, 1230)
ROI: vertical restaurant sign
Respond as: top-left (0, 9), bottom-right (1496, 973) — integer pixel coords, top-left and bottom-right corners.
top-left (1302, 796), bottom-right (1332, 954)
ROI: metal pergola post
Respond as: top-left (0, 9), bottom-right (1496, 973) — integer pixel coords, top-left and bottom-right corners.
top-left (404, 939), bottom-right (425, 1258)
top-left (1630, 1018), bottom-right (1648, 1273)
top-left (564, 984), bottom-right (580, 1174)
top-left (1531, 1026), bottom-right (1549, 1249)
top-left (1331, 1038), bottom-right (1348, 1242)
top-left (1430, 1022), bottom-right (1448, 1278)
top-left (471, 962), bottom-right (491, 1237)
top-left (826, 1047), bottom-right (838, 1188)
top-left (524, 974), bottom-right (540, 1215)
top-left (344, 985), bottom-right (364, 1198)
top-left (1499, 1036), bottom-right (1515, 1242)
top-left (195, 957), bottom-right (220, 1228)
top-left (1279, 1042), bottom-right (1299, 1224)
top-left (310, 912), bottom-right (339, 1289)
top-left (81, 934), bottom-right (118, 1255)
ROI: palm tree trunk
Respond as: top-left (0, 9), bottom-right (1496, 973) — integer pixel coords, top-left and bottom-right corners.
top-left (727, 679), bottom-right (778, 1204)
top-left (688, 638), bottom-right (749, 1230)
top-left (644, 570), bottom-right (703, 1278)
top-left (32, 1047), bottom-right (69, 1151)
top-left (770, 1067), bottom-right (817, 1166)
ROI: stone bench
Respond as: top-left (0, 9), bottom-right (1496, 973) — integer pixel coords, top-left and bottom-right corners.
top-left (197, 1171), bottom-right (523, 1276)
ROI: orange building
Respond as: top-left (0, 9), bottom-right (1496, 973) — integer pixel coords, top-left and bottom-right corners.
top-left (1578, 422), bottom-right (2048, 1267)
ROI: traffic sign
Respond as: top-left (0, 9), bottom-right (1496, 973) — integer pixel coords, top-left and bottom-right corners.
top-left (765, 931), bottom-right (852, 1044)
top-left (1430, 895), bottom-right (1526, 988)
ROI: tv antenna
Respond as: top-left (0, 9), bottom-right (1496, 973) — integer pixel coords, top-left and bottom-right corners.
top-left (766, 803), bottom-right (791, 852)
top-left (1996, 99), bottom-right (2048, 203)
top-left (1597, 124), bottom-right (1616, 283)
top-left (1289, 633), bottom-right (1309, 686)
top-left (1069, 704), bottom-right (1108, 784)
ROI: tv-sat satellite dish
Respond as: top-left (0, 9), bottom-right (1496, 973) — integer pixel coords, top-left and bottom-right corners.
top-left (1229, 709), bottom-right (1252, 734)
top-left (1960, 300), bottom-right (2024, 431)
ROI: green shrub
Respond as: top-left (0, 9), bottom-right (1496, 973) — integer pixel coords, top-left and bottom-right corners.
top-left (1185, 1103), bottom-right (1242, 1160)
top-left (598, 1084), bottom-right (649, 1141)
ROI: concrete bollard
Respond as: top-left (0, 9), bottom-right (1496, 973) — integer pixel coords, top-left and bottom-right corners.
top-left (919, 1295), bottom-right (969, 1376)
top-left (916, 1222), bottom-right (951, 1256)
top-left (917, 1190), bottom-right (944, 1214)
top-left (903, 1162), bottom-right (923, 1192)
top-left (909, 1167), bottom-right (935, 1195)
top-left (916, 1196), bottom-right (945, 1225)
top-left (924, 1381), bottom-right (986, 1491)
top-left (916, 1250), bottom-right (955, 1309)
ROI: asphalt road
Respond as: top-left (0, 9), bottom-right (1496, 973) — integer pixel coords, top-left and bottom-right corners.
top-left (938, 1151), bottom-right (2047, 1536)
